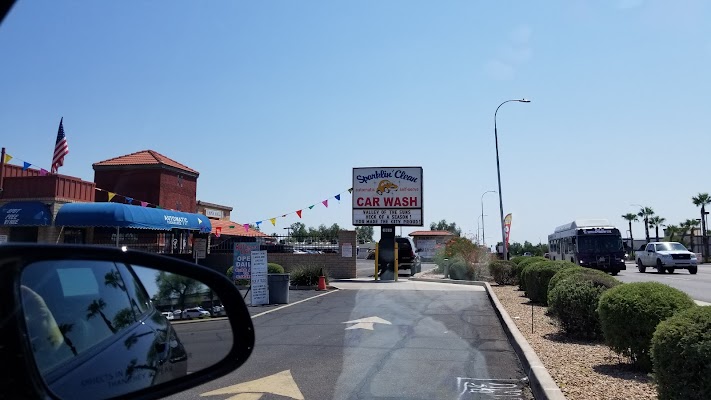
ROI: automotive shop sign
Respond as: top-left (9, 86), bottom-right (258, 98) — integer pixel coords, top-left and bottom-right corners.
top-left (352, 167), bottom-right (423, 226)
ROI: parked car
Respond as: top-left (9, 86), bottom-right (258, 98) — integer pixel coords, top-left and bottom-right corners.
top-left (182, 307), bottom-right (211, 319)
top-left (523, 252), bottom-right (533, 257)
top-left (161, 311), bottom-right (175, 320)
top-left (378, 237), bottom-right (421, 276)
top-left (211, 305), bottom-right (226, 317)
top-left (172, 309), bottom-right (182, 319)
top-left (635, 242), bottom-right (698, 274)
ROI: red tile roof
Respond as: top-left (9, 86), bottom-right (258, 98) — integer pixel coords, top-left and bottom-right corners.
top-left (210, 219), bottom-right (269, 238)
top-left (93, 150), bottom-right (198, 175)
top-left (408, 230), bottom-right (456, 237)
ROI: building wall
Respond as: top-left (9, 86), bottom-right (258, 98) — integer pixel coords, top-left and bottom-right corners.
top-left (192, 230), bottom-right (357, 279)
top-left (94, 167), bottom-right (198, 212)
top-left (159, 170), bottom-right (197, 212)
top-left (94, 169), bottom-right (162, 205)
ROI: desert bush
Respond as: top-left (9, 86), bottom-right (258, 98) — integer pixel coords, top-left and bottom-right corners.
top-left (651, 306), bottom-right (711, 400)
top-left (598, 282), bottom-right (695, 371)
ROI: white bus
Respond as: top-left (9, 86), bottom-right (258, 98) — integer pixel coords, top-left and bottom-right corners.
top-left (547, 219), bottom-right (626, 275)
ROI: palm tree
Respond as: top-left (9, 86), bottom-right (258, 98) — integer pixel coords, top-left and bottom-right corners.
top-left (637, 207), bottom-right (655, 243)
top-left (692, 193), bottom-right (710, 260)
top-left (665, 224), bottom-right (679, 241)
top-left (621, 213), bottom-right (638, 253)
top-left (681, 219), bottom-right (700, 252)
top-left (648, 216), bottom-right (666, 242)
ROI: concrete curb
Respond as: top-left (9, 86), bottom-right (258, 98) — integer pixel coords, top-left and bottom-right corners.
top-left (484, 281), bottom-right (566, 400)
top-left (409, 277), bottom-right (485, 286)
top-left (410, 277), bottom-right (566, 400)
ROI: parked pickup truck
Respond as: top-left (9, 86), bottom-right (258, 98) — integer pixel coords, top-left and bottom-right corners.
top-left (636, 241), bottom-right (698, 274)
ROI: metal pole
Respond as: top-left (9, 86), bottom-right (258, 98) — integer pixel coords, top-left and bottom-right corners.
top-left (0, 147), bottom-right (6, 194)
top-left (494, 116), bottom-right (506, 260)
top-left (494, 99), bottom-right (530, 260)
top-left (374, 243), bottom-right (379, 281)
top-left (394, 241), bottom-right (399, 282)
top-left (481, 190), bottom-right (495, 247)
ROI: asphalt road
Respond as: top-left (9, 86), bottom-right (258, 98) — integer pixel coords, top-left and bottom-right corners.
top-left (172, 319), bottom-right (233, 373)
top-left (166, 279), bottom-right (532, 400)
top-left (616, 262), bottom-right (711, 303)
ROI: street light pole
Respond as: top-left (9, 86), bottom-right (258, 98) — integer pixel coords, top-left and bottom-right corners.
top-left (481, 190), bottom-right (496, 247)
top-left (478, 214), bottom-right (488, 245)
top-left (494, 99), bottom-right (530, 260)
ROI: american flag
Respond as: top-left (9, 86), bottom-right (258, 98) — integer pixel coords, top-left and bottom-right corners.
top-left (51, 118), bottom-right (69, 174)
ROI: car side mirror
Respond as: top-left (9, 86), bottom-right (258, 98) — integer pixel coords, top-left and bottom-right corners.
top-left (0, 244), bottom-right (254, 400)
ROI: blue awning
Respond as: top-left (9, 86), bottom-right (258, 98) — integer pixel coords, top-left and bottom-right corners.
top-left (0, 201), bottom-right (52, 226)
top-left (55, 203), bottom-right (212, 232)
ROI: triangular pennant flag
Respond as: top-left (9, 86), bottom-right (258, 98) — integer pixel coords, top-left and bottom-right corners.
top-left (22, 162), bottom-right (31, 171)
top-left (140, 201), bottom-right (148, 207)
top-left (309, 205), bottom-right (315, 210)
top-left (3, 154), bottom-right (11, 164)
top-left (256, 221), bottom-right (262, 227)
top-left (348, 188), bottom-right (353, 193)
top-left (322, 200), bottom-right (328, 208)
top-left (296, 210), bottom-right (302, 218)
top-left (243, 224), bottom-right (250, 232)
top-left (228, 225), bottom-right (235, 228)
top-left (215, 227), bottom-right (221, 238)
top-left (335, 194), bottom-right (341, 201)
top-left (281, 214), bottom-right (286, 218)
top-left (270, 218), bottom-right (276, 226)
top-left (125, 197), bottom-right (133, 204)
top-left (108, 192), bottom-right (116, 201)
top-left (39, 168), bottom-right (48, 176)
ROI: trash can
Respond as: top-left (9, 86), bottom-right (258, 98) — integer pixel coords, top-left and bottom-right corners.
top-left (268, 273), bottom-right (290, 304)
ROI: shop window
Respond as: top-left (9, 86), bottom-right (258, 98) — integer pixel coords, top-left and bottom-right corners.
top-left (63, 228), bottom-right (86, 244)
top-left (9, 227), bottom-right (38, 243)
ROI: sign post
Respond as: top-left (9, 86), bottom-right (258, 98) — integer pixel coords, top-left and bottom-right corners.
top-left (352, 167), bottom-right (424, 226)
top-left (250, 250), bottom-right (269, 306)
top-left (353, 167), bottom-right (423, 281)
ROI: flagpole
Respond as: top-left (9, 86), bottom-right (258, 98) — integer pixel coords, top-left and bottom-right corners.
top-left (0, 147), bottom-right (6, 194)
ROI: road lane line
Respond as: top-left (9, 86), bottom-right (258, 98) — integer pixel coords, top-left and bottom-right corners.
top-left (251, 289), bottom-right (339, 319)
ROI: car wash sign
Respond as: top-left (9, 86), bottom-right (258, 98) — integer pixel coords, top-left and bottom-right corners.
top-left (352, 167), bottom-right (423, 226)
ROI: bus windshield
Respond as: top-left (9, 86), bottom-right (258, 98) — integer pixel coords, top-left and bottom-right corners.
top-left (577, 235), bottom-right (623, 253)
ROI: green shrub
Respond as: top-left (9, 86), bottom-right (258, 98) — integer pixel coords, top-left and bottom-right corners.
top-left (510, 256), bottom-right (527, 265)
top-left (522, 261), bottom-right (568, 305)
top-left (516, 257), bottom-right (547, 291)
top-left (488, 260), bottom-right (517, 285)
top-left (289, 264), bottom-right (328, 286)
top-left (547, 265), bottom-right (616, 303)
top-left (268, 263), bottom-right (285, 274)
top-left (447, 256), bottom-right (469, 280)
top-left (548, 273), bottom-right (621, 339)
top-left (598, 282), bottom-right (695, 371)
top-left (652, 306), bottom-right (711, 400)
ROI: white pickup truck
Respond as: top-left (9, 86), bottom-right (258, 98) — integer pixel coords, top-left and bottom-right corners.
top-left (636, 241), bottom-right (698, 274)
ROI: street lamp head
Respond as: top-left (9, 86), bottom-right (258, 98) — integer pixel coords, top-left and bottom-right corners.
top-left (518, 99), bottom-right (531, 103)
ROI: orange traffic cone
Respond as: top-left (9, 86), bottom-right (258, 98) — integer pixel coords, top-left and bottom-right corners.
top-left (317, 275), bottom-right (327, 291)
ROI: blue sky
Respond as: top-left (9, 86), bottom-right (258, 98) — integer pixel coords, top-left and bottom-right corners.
top-left (1, 1), bottom-right (709, 247)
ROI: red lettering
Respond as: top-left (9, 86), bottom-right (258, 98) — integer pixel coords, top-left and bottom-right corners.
top-left (409, 197), bottom-right (417, 206)
top-left (357, 197), bottom-right (380, 207)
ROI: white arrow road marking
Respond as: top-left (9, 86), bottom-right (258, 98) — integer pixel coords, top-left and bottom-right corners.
top-left (200, 370), bottom-right (304, 400)
top-left (343, 316), bottom-right (392, 330)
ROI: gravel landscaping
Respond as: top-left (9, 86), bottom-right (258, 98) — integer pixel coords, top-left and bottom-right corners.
top-left (491, 284), bottom-right (657, 400)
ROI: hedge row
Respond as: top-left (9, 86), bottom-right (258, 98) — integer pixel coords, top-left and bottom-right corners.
top-left (489, 258), bottom-right (709, 398)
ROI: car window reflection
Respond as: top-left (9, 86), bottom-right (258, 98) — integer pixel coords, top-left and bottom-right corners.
top-left (20, 260), bottom-right (189, 399)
